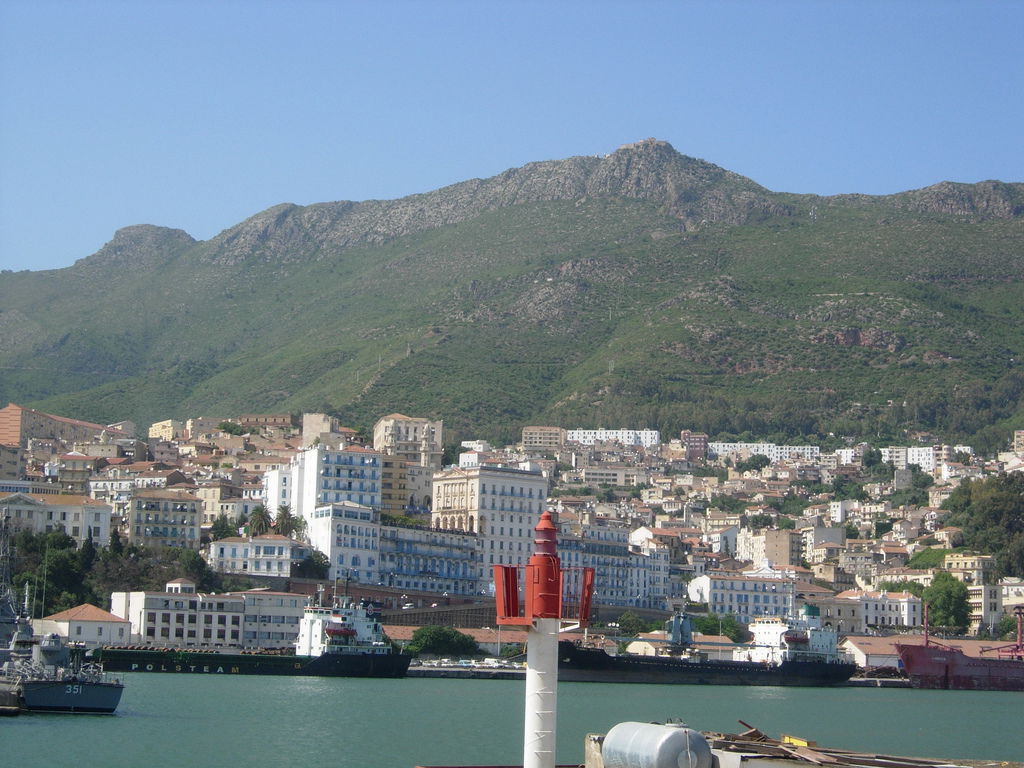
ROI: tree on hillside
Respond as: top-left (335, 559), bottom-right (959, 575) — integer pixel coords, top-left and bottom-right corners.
top-left (295, 550), bottom-right (330, 579)
top-left (745, 513), bottom-right (775, 530)
top-left (614, 611), bottom-right (651, 637)
top-left (735, 455), bottom-right (770, 473)
top-left (406, 625), bottom-right (480, 657)
top-left (248, 504), bottom-right (272, 536)
top-left (995, 611), bottom-right (1020, 641)
top-left (78, 535), bottom-right (97, 572)
top-left (691, 613), bottom-right (746, 643)
top-left (922, 571), bottom-right (970, 632)
top-left (178, 548), bottom-right (217, 592)
top-left (218, 421), bottom-right (245, 436)
top-left (210, 513), bottom-right (236, 541)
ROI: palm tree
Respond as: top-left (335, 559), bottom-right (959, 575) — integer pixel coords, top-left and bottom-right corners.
top-left (248, 504), bottom-right (272, 536)
top-left (274, 504), bottom-right (306, 539)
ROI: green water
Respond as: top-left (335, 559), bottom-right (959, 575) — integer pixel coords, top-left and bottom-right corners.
top-left (4, 674), bottom-right (1022, 767)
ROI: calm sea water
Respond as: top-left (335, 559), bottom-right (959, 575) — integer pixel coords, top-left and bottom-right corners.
top-left (5, 674), bottom-right (1023, 767)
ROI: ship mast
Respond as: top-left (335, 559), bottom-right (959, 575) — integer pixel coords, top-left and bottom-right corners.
top-left (0, 516), bottom-right (21, 644)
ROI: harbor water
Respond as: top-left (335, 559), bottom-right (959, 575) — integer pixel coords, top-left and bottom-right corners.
top-left (5, 674), bottom-right (1023, 767)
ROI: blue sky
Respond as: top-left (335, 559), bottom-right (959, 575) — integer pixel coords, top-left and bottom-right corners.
top-left (1, 1), bottom-right (1021, 272)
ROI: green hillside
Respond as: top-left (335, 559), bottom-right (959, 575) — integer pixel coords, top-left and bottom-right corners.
top-left (1, 140), bottom-right (1021, 450)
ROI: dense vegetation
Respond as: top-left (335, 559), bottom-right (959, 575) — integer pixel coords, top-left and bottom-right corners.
top-left (942, 473), bottom-right (1024, 578)
top-left (404, 625), bottom-right (480, 657)
top-left (1, 141), bottom-right (1022, 450)
top-left (9, 530), bottom-right (251, 617)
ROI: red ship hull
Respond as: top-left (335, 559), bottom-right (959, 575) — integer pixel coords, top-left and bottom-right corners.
top-left (896, 643), bottom-right (1024, 692)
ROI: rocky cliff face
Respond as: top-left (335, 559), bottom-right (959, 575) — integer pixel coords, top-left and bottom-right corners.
top-left (891, 180), bottom-right (1024, 219)
top-left (198, 138), bottom-right (788, 266)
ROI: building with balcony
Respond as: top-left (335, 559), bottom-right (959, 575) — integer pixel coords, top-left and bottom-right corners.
top-left (379, 522), bottom-right (481, 596)
top-left (129, 488), bottom-right (201, 549)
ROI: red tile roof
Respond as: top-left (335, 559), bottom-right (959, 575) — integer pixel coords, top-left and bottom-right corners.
top-left (43, 603), bottom-right (129, 623)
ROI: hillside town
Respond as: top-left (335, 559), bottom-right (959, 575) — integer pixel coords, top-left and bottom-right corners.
top-left (2, 401), bottom-right (1024, 665)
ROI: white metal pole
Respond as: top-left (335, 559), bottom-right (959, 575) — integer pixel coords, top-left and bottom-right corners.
top-left (523, 617), bottom-right (560, 768)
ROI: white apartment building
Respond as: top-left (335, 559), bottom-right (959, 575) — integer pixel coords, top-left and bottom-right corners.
top-left (562, 519), bottom-right (670, 609)
top-left (881, 445), bottom-right (955, 473)
top-left (263, 444), bottom-right (383, 529)
top-left (828, 498), bottom-right (858, 524)
top-left (206, 534), bottom-right (311, 577)
top-left (708, 442), bottom-right (821, 463)
top-left (565, 428), bottom-right (661, 448)
top-left (580, 465), bottom-right (650, 487)
top-left (833, 589), bottom-right (921, 632)
top-left (687, 569), bottom-right (797, 623)
top-left (111, 579), bottom-right (307, 649)
top-left (378, 523), bottom-right (481, 595)
top-left (427, 464), bottom-right (664, 603)
top-left (945, 553), bottom-right (1002, 633)
top-left (432, 465), bottom-right (548, 576)
top-left (1, 492), bottom-right (112, 546)
top-left (800, 525), bottom-right (846, 564)
top-left (241, 590), bottom-right (307, 648)
top-left (308, 501), bottom-right (380, 583)
top-left (707, 525), bottom-right (738, 556)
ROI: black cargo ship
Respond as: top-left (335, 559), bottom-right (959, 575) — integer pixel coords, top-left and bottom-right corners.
top-left (91, 645), bottom-right (410, 677)
top-left (557, 611), bottom-right (856, 687)
top-left (557, 640), bottom-right (855, 686)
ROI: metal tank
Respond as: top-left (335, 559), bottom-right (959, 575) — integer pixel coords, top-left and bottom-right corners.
top-left (602, 722), bottom-right (713, 768)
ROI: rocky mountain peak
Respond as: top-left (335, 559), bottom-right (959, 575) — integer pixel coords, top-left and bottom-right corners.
top-left (74, 225), bottom-right (196, 271)
top-left (893, 180), bottom-right (1024, 219)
